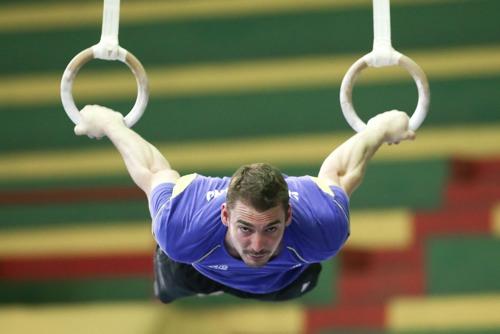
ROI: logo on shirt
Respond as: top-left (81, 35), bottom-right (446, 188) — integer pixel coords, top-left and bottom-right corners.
top-left (301, 281), bottom-right (311, 293)
top-left (206, 189), bottom-right (227, 202)
top-left (289, 191), bottom-right (299, 201)
top-left (208, 264), bottom-right (229, 271)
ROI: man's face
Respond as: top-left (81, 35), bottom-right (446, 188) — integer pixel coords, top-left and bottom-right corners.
top-left (221, 200), bottom-right (291, 267)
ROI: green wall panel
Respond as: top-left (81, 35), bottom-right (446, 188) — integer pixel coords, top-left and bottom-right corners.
top-left (427, 237), bottom-right (500, 294)
top-left (2, 0), bottom-right (499, 74)
top-left (3, 75), bottom-right (500, 152)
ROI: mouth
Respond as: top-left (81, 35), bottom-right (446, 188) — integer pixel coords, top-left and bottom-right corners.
top-left (246, 253), bottom-right (269, 261)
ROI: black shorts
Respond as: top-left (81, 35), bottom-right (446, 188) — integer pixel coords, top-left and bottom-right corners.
top-left (153, 246), bottom-right (322, 303)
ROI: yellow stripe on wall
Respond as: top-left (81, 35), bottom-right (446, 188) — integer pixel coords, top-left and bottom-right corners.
top-left (348, 209), bottom-right (413, 250)
top-left (388, 294), bottom-right (500, 330)
top-left (492, 203), bottom-right (500, 237)
top-left (1, 124), bottom-right (500, 181)
top-left (0, 222), bottom-right (153, 257)
top-left (2, 45), bottom-right (500, 107)
top-left (0, 0), bottom-right (452, 32)
top-left (0, 302), bottom-right (304, 334)
top-left (0, 209), bottom-right (412, 257)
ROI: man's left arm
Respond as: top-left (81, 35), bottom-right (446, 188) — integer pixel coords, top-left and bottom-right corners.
top-left (318, 110), bottom-right (415, 197)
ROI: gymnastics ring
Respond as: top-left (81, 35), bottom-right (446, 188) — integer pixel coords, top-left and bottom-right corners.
top-left (340, 0), bottom-right (430, 132)
top-left (60, 0), bottom-right (148, 128)
top-left (339, 51), bottom-right (430, 132)
top-left (60, 46), bottom-right (149, 128)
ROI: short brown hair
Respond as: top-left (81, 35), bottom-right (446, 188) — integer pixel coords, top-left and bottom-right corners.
top-left (226, 163), bottom-right (289, 213)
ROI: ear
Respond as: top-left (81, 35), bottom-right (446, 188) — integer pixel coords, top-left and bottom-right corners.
top-left (285, 205), bottom-right (292, 227)
top-left (221, 203), bottom-right (229, 226)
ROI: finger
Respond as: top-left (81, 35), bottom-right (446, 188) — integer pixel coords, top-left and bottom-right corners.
top-left (74, 123), bottom-right (87, 136)
top-left (405, 130), bottom-right (416, 141)
top-left (79, 105), bottom-right (92, 116)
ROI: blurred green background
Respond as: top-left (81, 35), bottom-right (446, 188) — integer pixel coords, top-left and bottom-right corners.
top-left (1, 0), bottom-right (499, 333)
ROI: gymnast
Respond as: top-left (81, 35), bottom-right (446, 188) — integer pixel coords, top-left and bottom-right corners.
top-left (62, 0), bottom-right (427, 303)
top-left (74, 105), bottom-right (415, 302)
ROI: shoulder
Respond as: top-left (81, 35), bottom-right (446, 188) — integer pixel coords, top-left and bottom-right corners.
top-left (154, 173), bottom-right (230, 220)
top-left (151, 173), bottom-right (230, 205)
top-left (286, 175), bottom-right (346, 201)
top-left (289, 175), bottom-right (349, 222)
top-left (285, 175), bottom-right (350, 261)
top-left (152, 173), bottom-right (229, 263)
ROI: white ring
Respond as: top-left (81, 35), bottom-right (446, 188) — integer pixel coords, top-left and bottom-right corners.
top-left (339, 52), bottom-right (430, 132)
top-left (60, 46), bottom-right (149, 128)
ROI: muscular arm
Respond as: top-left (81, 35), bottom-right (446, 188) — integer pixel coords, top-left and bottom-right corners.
top-left (318, 110), bottom-right (415, 197)
top-left (74, 105), bottom-right (179, 198)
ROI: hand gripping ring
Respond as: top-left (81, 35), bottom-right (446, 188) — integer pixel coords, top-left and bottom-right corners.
top-left (60, 46), bottom-right (149, 128)
top-left (339, 52), bottom-right (430, 132)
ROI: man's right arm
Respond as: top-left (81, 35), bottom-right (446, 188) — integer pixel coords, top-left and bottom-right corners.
top-left (74, 105), bottom-right (180, 198)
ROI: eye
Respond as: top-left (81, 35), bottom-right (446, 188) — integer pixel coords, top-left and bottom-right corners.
top-left (238, 226), bottom-right (252, 233)
top-left (266, 226), bottom-right (278, 233)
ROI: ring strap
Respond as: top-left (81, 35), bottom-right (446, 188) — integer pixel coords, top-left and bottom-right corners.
top-left (95, 0), bottom-right (122, 60)
top-left (60, 0), bottom-right (148, 128)
top-left (339, 0), bottom-right (430, 132)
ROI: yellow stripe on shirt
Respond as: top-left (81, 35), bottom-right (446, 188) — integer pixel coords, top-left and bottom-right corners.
top-left (172, 173), bottom-right (198, 198)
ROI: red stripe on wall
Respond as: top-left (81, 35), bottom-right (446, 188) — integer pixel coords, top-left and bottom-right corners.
top-left (451, 157), bottom-right (500, 183)
top-left (0, 187), bottom-right (143, 205)
top-left (305, 304), bottom-right (385, 334)
top-left (445, 183), bottom-right (500, 207)
top-left (414, 207), bottom-right (491, 241)
top-left (339, 247), bottom-right (424, 304)
top-left (0, 252), bottom-right (153, 281)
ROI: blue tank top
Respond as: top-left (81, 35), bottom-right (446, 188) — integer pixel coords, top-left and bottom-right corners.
top-left (150, 174), bottom-right (349, 294)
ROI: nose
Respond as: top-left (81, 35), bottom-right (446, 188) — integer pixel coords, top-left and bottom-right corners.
top-left (250, 234), bottom-right (265, 253)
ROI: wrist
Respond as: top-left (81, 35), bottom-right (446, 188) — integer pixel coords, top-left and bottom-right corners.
top-left (363, 123), bottom-right (387, 144)
top-left (102, 115), bottom-right (126, 136)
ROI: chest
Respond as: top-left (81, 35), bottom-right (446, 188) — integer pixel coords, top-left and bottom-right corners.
top-left (195, 243), bottom-right (306, 275)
